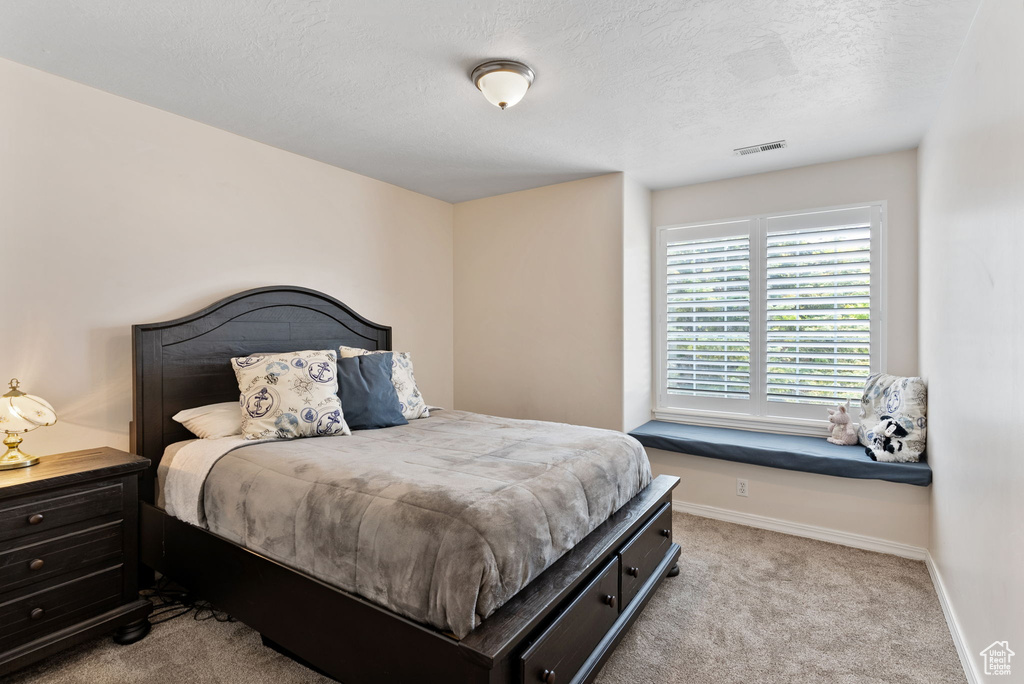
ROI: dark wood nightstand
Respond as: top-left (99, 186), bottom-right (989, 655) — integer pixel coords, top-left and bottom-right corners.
top-left (0, 447), bottom-right (152, 676)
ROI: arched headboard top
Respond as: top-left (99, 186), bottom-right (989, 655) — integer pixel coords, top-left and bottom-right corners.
top-left (131, 286), bottom-right (391, 500)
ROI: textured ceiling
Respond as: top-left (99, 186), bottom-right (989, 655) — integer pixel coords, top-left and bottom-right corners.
top-left (0, 0), bottom-right (979, 202)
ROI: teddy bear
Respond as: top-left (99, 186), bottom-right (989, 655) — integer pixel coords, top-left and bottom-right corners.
top-left (864, 415), bottom-right (912, 462)
top-left (826, 400), bottom-right (859, 445)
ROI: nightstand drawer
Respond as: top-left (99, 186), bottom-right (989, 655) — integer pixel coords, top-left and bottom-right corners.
top-left (0, 521), bottom-right (122, 592)
top-left (0, 482), bottom-right (122, 542)
top-left (0, 566), bottom-right (122, 644)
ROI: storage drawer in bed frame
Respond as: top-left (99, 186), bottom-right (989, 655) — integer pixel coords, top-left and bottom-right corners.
top-left (618, 502), bottom-right (673, 610)
top-left (520, 558), bottom-right (620, 684)
top-left (514, 500), bottom-right (676, 684)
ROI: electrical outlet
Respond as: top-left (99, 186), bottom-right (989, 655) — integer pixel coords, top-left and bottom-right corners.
top-left (736, 478), bottom-right (749, 497)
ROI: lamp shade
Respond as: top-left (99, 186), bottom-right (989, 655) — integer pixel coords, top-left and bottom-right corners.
top-left (472, 60), bottom-right (535, 110)
top-left (1, 379), bottom-right (56, 434)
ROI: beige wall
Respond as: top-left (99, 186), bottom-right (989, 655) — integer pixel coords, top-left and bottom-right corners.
top-left (649, 448), bottom-right (930, 549)
top-left (919, 0), bottom-right (1024, 677)
top-left (653, 149), bottom-right (920, 376)
top-left (0, 58), bottom-right (454, 456)
top-left (622, 176), bottom-right (652, 432)
top-left (453, 174), bottom-right (626, 430)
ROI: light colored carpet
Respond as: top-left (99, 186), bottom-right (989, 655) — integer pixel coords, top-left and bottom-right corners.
top-left (8, 513), bottom-right (965, 684)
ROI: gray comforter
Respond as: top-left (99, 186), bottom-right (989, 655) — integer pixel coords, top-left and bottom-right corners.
top-left (197, 411), bottom-right (651, 637)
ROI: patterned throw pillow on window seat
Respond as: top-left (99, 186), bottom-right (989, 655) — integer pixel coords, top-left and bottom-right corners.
top-left (858, 373), bottom-right (927, 461)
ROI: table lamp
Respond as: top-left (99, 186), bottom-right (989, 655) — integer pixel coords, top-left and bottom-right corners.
top-left (0, 378), bottom-right (57, 470)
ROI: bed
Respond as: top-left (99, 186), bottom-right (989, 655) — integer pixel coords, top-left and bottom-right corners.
top-left (133, 285), bottom-right (680, 684)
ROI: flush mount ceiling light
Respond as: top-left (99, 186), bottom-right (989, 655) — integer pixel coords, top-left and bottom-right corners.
top-left (471, 60), bottom-right (535, 110)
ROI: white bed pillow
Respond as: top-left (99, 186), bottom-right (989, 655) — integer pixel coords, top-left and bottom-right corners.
top-left (172, 402), bottom-right (244, 439)
top-left (231, 349), bottom-right (351, 440)
top-left (338, 345), bottom-right (430, 419)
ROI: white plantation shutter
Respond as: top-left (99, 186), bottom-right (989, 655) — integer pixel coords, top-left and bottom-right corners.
top-left (666, 234), bottom-right (751, 399)
top-left (656, 204), bottom-right (884, 433)
top-left (765, 208), bottom-right (873, 406)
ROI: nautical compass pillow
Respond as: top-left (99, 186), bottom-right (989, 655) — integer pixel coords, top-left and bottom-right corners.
top-left (231, 349), bottom-right (351, 440)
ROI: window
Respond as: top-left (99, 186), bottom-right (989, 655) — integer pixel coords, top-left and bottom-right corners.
top-left (655, 204), bottom-right (884, 434)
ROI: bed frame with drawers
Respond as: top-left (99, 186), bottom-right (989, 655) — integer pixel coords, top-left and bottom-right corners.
top-left (133, 285), bottom-right (680, 684)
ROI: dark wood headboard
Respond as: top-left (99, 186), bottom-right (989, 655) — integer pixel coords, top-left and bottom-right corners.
top-left (131, 285), bottom-right (391, 501)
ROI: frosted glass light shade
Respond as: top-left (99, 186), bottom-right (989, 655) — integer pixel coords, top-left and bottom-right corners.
top-left (0, 379), bottom-right (56, 470)
top-left (477, 71), bottom-right (529, 109)
top-left (472, 61), bottom-right (535, 110)
top-left (1, 379), bottom-right (57, 434)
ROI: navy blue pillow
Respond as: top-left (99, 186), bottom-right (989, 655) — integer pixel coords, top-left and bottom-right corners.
top-left (336, 353), bottom-right (408, 430)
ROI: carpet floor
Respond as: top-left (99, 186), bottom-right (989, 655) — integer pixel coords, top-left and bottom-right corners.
top-left (7, 513), bottom-right (965, 684)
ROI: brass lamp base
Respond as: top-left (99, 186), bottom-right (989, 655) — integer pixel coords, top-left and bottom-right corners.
top-left (0, 434), bottom-right (39, 471)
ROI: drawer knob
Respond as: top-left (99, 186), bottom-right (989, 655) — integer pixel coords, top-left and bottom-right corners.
top-left (627, 566), bottom-right (640, 577)
top-left (603, 594), bottom-right (616, 609)
top-left (540, 669), bottom-right (556, 684)
top-left (30, 607), bottom-right (44, 620)
top-left (660, 528), bottom-right (671, 539)
top-left (27, 513), bottom-right (44, 525)
top-left (28, 558), bottom-right (45, 572)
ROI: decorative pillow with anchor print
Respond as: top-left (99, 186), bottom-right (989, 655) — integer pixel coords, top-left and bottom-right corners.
top-left (231, 349), bottom-right (351, 440)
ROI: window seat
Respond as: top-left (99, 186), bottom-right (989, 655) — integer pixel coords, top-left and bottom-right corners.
top-left (629, 421), bottom-right (932, 487)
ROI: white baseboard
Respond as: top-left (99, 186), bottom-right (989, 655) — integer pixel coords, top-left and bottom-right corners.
top-left (671, 499), bottom-right (928, 560)
top-left (926, 553), bottom-right (980, 684)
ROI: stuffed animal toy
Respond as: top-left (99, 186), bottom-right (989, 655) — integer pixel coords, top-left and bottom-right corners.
top-left (826, 400), bottom-right (859, 445)
top-left (864, 415), bottom-right (913, 462)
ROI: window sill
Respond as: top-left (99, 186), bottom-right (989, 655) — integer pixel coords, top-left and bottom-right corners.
top-left (630, 420), bottom-right (931, 487)
top-left (653, 407), bottom-right (830, 437)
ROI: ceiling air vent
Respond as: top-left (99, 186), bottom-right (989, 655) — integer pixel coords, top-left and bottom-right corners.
top-left (734, 140), bottom-right (788, 156)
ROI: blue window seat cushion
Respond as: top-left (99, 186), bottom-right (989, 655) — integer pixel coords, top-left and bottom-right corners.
top-left (628, 421), bottom-right (931, 487)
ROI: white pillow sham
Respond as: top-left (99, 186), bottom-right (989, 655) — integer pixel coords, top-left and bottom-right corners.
top-left (338, 345), bottom-right (430, 420)
top-left (172, 402), bottom-right (243, 439)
